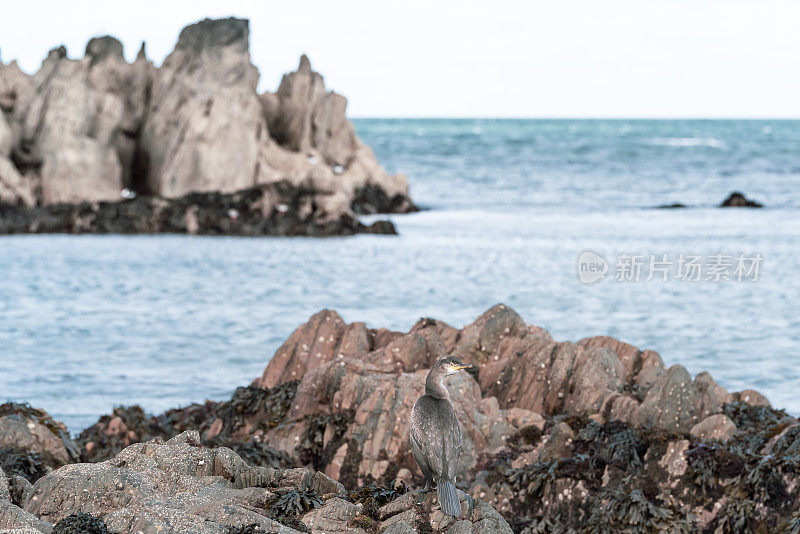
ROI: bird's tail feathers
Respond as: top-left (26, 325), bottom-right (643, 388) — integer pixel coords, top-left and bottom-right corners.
top-left (437, 479), bottom-right (461, 517)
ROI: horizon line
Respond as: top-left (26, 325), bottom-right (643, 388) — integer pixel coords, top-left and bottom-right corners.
top-left (350, 116), bottom-right (800, 121)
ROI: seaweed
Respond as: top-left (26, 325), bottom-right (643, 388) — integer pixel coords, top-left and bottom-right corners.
top-left (685, 442), bottom-right (745, 498)
top-left (267, 488), bottom-right (323, 518)
top-left (779, 509), bottom-right (800, 534)
top-left (723, 401), bottom-right (794, 452)
top-left (295, 410), bottom-right (354, 472)
top-left (225, 526), bottom-right (262, 534)
top-left (732, 452), bottom-right (800, 506)
top-left (585, 488), bottom-right (694, 533)
top-left (705, 498), bottom-right (760, 534)
top-left (507, 424), bottom-right (544, 451)
top-left (576, 419), bottom-right (646, 470)
top-left (52, 512), bottom-right (110, 534)
top-left (208, 438), bottom-right (294, 469)
top-left (0, 447), bottom-right (47, 482)
top-left (348, 481), bottom-right (408, 519)
top-left (508, 455), bottom-right (602, 502)
top-left (77, 381), bottom-right (301, 463)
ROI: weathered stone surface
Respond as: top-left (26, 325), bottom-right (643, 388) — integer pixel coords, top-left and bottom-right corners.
top-left (261, 55), bottom-right (415, 215)
top-left (636, 365), bottom-right (701, 432)
top-left (734, 388), bottom-right (771, 407)
top-left (454, 304), bottom-right (526, 364)
top-left (139, 18), bottom-right (264, 198)
top-left (690, 414), bottom-right (737, 442)
top-left (24, 431), bottom-right (297, 533)
top-left (300, 496), bottom-right (361, 533)
top-left (0, 468), bottom-right (8, 503)
top-left (0, 404), bottom-right (78, 478)
top-left (0, 499), bottom-right (52, 533)
top-left (12, 38), bottom-right (150, 205)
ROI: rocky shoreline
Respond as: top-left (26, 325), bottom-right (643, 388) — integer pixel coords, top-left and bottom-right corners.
top-left (0, 18), bottom-right (416, 237)
top-left (0, 182), bottom-right (397, 236)
top-left (2, 306), bottom-right (798, 532)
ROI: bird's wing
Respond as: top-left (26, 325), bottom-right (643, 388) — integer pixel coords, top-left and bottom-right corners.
top-left (410, 399), bottom-right (462, 480)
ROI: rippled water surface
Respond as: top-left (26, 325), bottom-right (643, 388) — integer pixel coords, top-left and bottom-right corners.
top-left (2, 119), bottom-right (799, 431)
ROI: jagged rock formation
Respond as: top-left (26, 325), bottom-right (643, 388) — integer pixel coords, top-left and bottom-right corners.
top-left (6, 306), bottom-right (797, 531)
top-left (0, 18), bottom-right (415, 235)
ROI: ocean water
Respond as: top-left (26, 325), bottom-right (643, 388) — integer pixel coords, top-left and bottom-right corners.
top-left (1, 119), bottom-right (799, 432)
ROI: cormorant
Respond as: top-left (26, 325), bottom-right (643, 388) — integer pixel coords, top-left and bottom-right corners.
top-left (409, 355), bottom-right (473, 517)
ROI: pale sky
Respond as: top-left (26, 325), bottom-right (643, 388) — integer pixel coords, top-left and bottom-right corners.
top-left (1, 0), bottom-right (799, 118)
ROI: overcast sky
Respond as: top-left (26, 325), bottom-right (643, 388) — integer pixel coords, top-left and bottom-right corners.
top-left (1, 0), bottom-right (798, 118)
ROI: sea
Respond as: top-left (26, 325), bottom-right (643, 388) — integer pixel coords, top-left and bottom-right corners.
top-left (1, 119), bottom-right (799, 432)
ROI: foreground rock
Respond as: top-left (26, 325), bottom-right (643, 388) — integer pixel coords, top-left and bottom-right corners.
top-left (0, 430), bottom-right (511, 533)
top-left (0, 18), bottom-right (415, 235)
top-left (69, 305), bottom-right (800, 530)
top-left (0, 183), bottom-right (395, 236)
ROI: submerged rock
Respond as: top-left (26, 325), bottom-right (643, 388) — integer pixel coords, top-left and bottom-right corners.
top-left (0, 17), bottom-right (415, 235)
top-left (720, 191), bottom-right (764, 208)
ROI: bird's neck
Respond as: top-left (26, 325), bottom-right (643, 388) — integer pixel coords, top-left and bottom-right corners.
top-left (425, 373), bottom-right (450, 400)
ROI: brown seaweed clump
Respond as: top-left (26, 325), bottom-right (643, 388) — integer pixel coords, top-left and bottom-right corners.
top-left (77, 381), bottom-right (300, 466)
top-left (477, 402), bottom-right (800, 533)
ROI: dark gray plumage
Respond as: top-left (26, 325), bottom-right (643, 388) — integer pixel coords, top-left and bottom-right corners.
top-left (409, 355), bottom-right (473, 517)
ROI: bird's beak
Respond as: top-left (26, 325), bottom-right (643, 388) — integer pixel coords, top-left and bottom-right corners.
top-left (453, 363), bottom-right (474, 371)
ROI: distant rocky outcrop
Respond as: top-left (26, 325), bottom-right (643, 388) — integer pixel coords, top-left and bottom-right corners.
top-left (657, 191), bottom-right (767, 209)
top-left (0, 17), bottom-right (416, 235)
top-left (720, 191), bottom-right (764, 208)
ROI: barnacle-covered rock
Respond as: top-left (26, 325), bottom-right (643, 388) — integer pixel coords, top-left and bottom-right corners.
top-left (24, 431), bottom-right (295, 532)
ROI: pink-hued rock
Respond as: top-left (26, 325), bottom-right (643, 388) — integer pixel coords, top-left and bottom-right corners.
top-left (0, 404), bottom-right (78, 471)
top-left (734, 389), bottom-right (771, 407)
top-left (690, 414), bottom-right (737, 442)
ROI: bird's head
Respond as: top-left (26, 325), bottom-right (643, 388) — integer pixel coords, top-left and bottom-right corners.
top-left (436, 355), bottom-right (474, 375)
